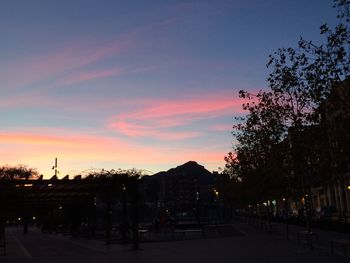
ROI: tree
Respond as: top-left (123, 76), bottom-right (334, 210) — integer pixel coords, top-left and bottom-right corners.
top-left (0, 165), bottom-right (39, 230)
top-left (0, 165), bottom-right (39, 180)
top-left (226, 0), bottom-right (350, 207)
top-left (265, 0), bottom-right (350, 196)
top-left (224, 90), bottom-right (287, 205)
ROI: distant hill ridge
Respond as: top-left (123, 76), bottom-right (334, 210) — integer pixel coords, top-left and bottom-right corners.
top-left (153, 161), bottom-right (212, 177)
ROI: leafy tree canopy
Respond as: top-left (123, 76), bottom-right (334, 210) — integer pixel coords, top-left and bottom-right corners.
top-left (225, 0), bottom-right (350, 204)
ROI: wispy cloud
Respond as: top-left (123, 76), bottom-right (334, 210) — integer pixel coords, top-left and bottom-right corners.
top-left (58, 67), bottom-right (124, 86)
top-left (0, 36), bottom-right (133, 90)
top-left (209, 124), bottom-right (232, 132)
top-left (56, 64), bottom-right (160, 87)
top-left (108, 91), bottom-right (244, 140)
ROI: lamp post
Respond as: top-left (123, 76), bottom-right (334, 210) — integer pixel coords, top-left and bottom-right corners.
top-left (283, 197), bottom-right (289, 240)
top-left (196, 191), bottom-right (200, 225)
top-left (304, 194), bottom-right (311, 234)
top-left (130, 177), bottom-right (139, 250)
top-left (213, 188), bottom-right (220, 222)
top-left (121, 184), bottom-right (127, 245)
top-left (341, 176), bottom-right (349, 221)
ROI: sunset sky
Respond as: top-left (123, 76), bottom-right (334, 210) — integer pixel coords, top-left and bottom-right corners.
top-left (0, 0), bottom-right (337, 177)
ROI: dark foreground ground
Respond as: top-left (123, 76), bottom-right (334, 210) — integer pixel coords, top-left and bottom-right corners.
top-left (2, 220), bottom-right (350, 263)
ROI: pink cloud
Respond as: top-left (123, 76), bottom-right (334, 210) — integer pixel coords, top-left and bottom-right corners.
top-left (0, 132), bottom-right (119, 149)
top-left (112, 119), bottom-right (202, 140)
top-left (108, 91), bottom-right (245, 140)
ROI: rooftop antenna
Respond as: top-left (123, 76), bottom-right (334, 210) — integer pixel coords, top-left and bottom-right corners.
top-left (52, 157), bottom-right (58, 177)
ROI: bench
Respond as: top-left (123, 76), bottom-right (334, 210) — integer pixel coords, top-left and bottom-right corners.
top-left (111, 225), bottom-right (119, 236)
top-left (331, 239), bottom-right (350, 255)
top-left (172, 225), bottom-right (204, 239)
top-left (138, 229), bottom-right (150, 241)
top-left (172, 228), bottom-right (204, 239)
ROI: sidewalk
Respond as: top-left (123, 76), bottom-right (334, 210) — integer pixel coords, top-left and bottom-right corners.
top-left (1, 223), bottom-right (349, 263)
top-left (239, 216), bottom-right (350, 256)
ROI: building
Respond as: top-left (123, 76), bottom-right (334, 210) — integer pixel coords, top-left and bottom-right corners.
top-left (315, 78), bottom-right (350, 218)
top-left (140, 161), bottom-right (219, 221)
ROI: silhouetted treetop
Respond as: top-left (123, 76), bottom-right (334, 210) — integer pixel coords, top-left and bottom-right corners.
top-left (0, 165), bottom-right (39, 180)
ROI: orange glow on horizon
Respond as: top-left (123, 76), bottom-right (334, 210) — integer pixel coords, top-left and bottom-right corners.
top-left (0, 130), bottom-right (226, 178)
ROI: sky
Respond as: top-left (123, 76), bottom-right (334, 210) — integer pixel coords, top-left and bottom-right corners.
top-left (0, 0), bottom-right (338, 177)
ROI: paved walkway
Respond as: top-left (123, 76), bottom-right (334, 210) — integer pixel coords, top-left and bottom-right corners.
top-left (1, 222), bottom-right (350, 263)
